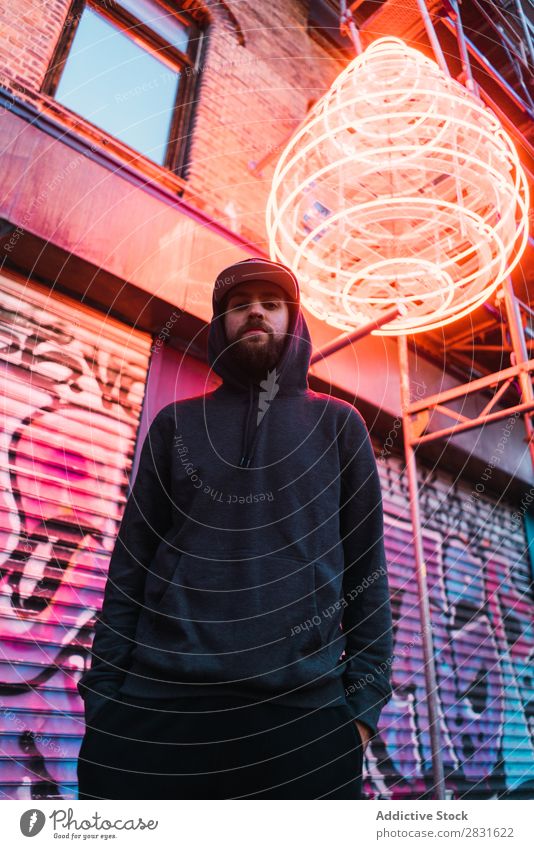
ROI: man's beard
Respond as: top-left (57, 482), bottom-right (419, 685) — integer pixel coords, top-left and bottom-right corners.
top-left (229, 332), bottom-right (287, 383)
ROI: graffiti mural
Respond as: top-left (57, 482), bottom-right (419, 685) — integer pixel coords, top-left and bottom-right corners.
top-left (368, 460), bottom-right (534, 799)
top-left (0, 273), bottom-right (151, 799)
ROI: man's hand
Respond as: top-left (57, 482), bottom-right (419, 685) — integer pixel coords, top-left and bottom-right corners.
top-left (354, 720), bottom-right (372, 752)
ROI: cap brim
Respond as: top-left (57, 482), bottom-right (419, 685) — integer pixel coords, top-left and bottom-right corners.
top-left (214, 259), bottom-right (299, 305)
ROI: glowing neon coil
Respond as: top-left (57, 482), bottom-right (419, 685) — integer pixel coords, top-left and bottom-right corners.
top-left (266, 37), bottom-right (529, 335)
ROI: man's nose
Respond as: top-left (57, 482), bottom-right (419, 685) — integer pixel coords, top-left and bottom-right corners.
top-left (245, 302), bottom-right (264, 319)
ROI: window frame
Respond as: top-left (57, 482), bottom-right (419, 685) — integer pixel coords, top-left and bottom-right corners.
top-left (42, 0), bottom-right (206, 177)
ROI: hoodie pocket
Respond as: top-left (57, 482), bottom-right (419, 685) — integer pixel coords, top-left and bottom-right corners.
top-left (135, 551), bottom-right (325, 688)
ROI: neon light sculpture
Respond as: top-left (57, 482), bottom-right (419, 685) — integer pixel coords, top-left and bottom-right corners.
top-left (266, 37), bottom-right (529, 335)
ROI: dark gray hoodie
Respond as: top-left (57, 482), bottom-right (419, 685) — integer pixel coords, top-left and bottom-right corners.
top-left (78, 277), bottom-right (393, 734)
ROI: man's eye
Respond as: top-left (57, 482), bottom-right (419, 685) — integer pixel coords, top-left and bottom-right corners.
top-left (232, 301), bottom-right (279, 309)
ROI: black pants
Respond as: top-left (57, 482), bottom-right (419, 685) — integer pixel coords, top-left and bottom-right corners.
top-left (77, 694), bottom-right (363, 800)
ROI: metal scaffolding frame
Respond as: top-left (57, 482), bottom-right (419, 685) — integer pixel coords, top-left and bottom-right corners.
top-left (397, 280), bottom-right (534, 800)
top-left (310, 276), bottom-right (534, 801)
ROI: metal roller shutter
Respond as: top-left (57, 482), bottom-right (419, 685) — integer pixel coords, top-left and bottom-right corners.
top-left (0, 269), bottom-right (153, 799)
top-left (370, 452), bottom-right (534, 799)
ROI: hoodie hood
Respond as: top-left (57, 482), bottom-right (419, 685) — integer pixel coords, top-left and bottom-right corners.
top-left (207, 269), bottom-right (313, 467)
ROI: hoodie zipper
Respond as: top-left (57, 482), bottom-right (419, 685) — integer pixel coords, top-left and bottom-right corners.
top-left (240, 382), bottom-right (272, 468)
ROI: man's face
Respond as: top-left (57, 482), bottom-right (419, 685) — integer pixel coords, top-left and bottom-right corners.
top-left (222, 281), bottom-right (290, 382)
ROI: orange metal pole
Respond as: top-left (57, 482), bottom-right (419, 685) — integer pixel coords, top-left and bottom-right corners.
top-left (398, 332), bottom-right (447, 800)
top-left (501, 278), bottom-right (534, 471)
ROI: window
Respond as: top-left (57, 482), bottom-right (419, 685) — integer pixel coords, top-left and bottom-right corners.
top-left (43, 0), bottom-right (206, 174)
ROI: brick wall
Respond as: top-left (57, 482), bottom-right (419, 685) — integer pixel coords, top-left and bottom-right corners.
top-left (182, 0), bottom-right (344, 248)
top-left (0, 0), bottom-right (69, 91)
top-left (0, 0), bottom-right (345, 248)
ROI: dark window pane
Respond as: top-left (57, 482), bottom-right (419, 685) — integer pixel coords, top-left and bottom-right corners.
top-left (118, 0), bottom-right (189, 53)
top-left (55, 8), bottom-right (180, 165)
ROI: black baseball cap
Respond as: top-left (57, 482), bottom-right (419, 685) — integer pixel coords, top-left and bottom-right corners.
top-left (213, 257), bottom-right (299, 309)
